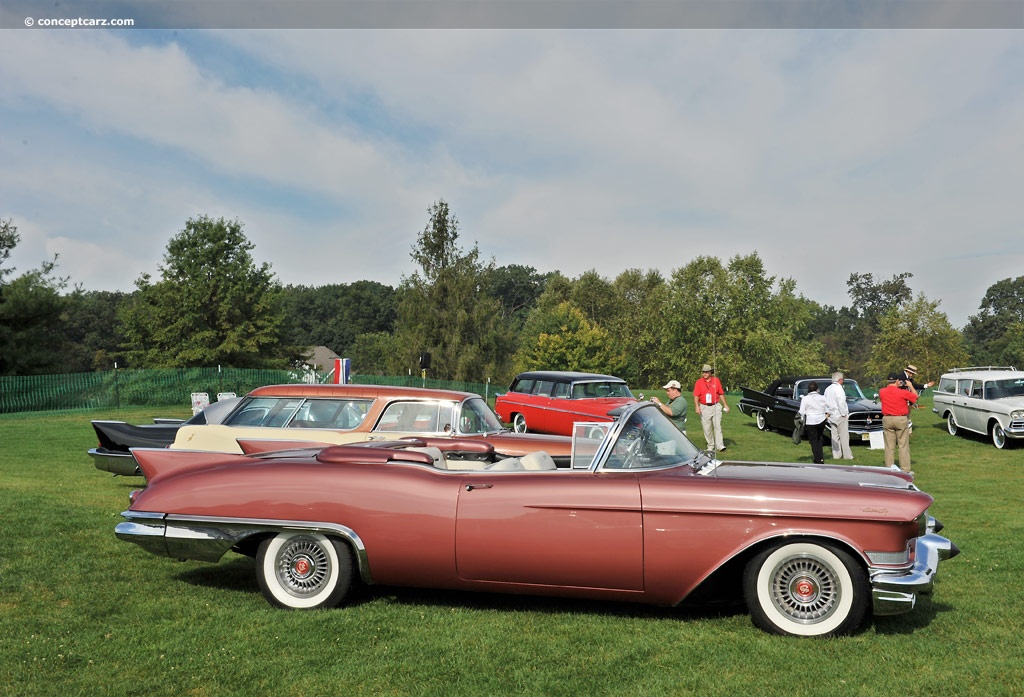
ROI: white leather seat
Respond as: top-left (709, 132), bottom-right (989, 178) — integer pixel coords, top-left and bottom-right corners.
top-left (520, 451), bottom-right (557, 470)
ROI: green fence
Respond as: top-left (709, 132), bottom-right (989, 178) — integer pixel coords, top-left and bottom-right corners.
top-left (0, 369), bottom-right (503, 414)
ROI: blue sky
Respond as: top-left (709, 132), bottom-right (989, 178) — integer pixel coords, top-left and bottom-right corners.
top-left (1, 3), bottom-right (1021, 328)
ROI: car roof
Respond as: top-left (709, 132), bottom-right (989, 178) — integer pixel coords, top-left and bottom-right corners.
top-left (511, 371), bottom-right (627, 383)
top-left (766, 376), bottom-right (851, 389)
top-left (247, 384), bottom-right (478, 400)
top-left (940, 367), bottom-right (1022, 380)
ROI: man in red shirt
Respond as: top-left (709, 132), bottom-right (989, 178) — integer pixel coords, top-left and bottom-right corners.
top-left (693, 363), bottom-right (729, 451)
top-left (878, 372), bottom-right (918, 473)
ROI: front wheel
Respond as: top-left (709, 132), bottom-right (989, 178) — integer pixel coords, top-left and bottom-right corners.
top-left (755, 411), bottom-right (767, 431)
top-left (257, 532), bottom-right (353, 610)
top-left (512, 413), bottom-right (528, 433)
top-left (743, 541), bottom-right (869, 637)
top-left (992, 422), bottom-right (1007, 449)
top-left (947, 413), bottom-right (959, 436)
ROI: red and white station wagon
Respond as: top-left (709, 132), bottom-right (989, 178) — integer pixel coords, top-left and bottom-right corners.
top-left (494, 371), bottom-right (637, 436)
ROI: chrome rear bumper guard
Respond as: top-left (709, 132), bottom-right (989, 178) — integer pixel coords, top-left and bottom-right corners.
top-left (88, 448), bottom-right (141, 476)
top-left (870, 529), bottom-right (959, 616)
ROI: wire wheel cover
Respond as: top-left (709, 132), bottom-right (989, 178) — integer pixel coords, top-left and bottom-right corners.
top-left (769, 555), bottom-right (841, 623)
top-left (275, 536), bottom-right (332, 597)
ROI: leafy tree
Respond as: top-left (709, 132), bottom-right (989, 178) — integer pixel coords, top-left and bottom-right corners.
top-left (280, 281), bottom-right (397, 357)
top-left (485, 264), bottom-right (548, 327)
top-left (514, 301), bottom-right (626, 376)
top-left (348, 331), bottom-right (405, 375)
top-left (396, 200), bottom-right (515, 381)
top-left (661, 256), bottom-right (729, 385)
top-left (61, 290), bottom-right (129, 371)
top-left (847, 272), bottom-right (914, 328)
top-left (867, 293), bottom-right (969, 385)
top-left (607, 269), bottom-right (669, 387)
top-left (118, 216), bottom-right (287, 368)
top-left (0, 219), bottom-right (69, 375)
top-left (660, 253), bottom-right (823, 389)
top-left (963, 276), bottom-right (1024, 367)
top-left (811, 272), bottom-right (916, 380)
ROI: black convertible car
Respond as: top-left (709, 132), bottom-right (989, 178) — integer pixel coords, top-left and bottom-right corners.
top-left (738, 376), bottom-right (884, 441)
top-left (88, 397), bottom-right (239, 476)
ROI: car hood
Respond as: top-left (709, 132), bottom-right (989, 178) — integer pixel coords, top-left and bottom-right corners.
top-left (847, 399), bottom-right (883, 413)
top-left (704, 459), bottom-right (915, 489)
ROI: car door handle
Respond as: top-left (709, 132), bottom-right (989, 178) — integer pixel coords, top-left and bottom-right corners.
top-left (465, 483), bottom-right (493, 491)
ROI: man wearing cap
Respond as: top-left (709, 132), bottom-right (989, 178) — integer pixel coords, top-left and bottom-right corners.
top-left (652, 380), bottom-right (687, 433)
top-left (693, 363), bottom-right (729, 451)
top-left (879, 372), bottom-right (918, 473)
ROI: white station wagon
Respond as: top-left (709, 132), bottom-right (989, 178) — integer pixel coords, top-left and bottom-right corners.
top-left (933, 367), bottom-right (1024, 449)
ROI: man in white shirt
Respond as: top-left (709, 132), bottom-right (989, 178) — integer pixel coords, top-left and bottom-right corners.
top-left (824, 372), bottom-right (853, 461)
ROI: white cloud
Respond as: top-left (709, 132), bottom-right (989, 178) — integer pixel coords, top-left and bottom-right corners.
top-left (0, 27), bottom-right (1020, 327)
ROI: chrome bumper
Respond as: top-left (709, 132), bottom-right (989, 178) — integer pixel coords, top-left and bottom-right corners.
top-left (88, 448), bottom-right (141, 476)
top-left (870, 525), bottom-right (959, 616)
top-left (115, 511), bottom-right (373, 583)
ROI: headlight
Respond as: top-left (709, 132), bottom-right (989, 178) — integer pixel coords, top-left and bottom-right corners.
top-left (866, 546), bottom-right (912, 566)
top-left (1010, 409), bottom-right (1024, 419)
top-left (918, 512), bottom-right (930, 537)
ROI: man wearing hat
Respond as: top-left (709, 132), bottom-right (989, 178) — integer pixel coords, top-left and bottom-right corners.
top-left (652, 379), bottom-right (687, 433)
top-left (879, 372), bottom-right (919, 473)
top-left (693, 363), bottom-right (729, 451)
top-left (900, 365), bottom-right (935, 392)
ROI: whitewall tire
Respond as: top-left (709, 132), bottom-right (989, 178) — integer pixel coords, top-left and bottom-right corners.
top-left (257, 532), bottom-right (353, 610)
top-left (744, 541), bottom-right (869, 637)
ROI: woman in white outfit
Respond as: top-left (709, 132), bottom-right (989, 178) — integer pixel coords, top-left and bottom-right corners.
top-left (798, 381), bottom-right (829, 464)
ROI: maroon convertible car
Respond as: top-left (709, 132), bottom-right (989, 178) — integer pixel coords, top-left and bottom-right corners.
top-left (116, 401), bottom-right (957, 637)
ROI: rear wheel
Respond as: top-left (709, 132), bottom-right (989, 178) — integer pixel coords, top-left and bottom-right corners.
top-left (947, 413), bottom-right (959, 436)
top-left (257, 532), bottom-right (353, 610)
top-left (755, 411), bottom-right (767, 431)
top-left (744, 541), bottom-right (869, 637)
top-left (512, 413), bottom-right (528, 433)
top-left (991, 422), bottom-right (1007, 449)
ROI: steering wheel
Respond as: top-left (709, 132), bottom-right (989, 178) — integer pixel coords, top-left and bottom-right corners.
top-left (621, 426), bottom-right (651, 469)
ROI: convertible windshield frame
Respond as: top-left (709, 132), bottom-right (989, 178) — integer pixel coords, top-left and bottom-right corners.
top-left (587, 402), bottom-right (702, 473)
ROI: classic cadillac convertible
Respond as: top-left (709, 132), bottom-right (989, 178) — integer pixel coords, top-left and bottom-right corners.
top-left (116, 401), bottom-right (957, 637)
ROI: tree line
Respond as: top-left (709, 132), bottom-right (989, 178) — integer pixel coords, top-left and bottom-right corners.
top-left (2, 208), bottom-right (1021, 390)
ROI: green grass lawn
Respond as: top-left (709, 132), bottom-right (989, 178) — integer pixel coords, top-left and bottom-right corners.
top-left (1, 399), bottom-right (1022, 696)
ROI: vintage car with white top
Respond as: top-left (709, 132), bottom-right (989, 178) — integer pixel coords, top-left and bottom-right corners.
top-left (165, 384), bottom-right (573, 466)
top-left (116, 401), bottom-right (957, 637)
top-left (933, 366), bottom-right (1024, 449)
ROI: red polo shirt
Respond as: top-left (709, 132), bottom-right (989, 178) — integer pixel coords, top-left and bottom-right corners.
top-left (694, 376), bottom-right (725, 406)
top-left (879, 384), bottom-right (918, 416)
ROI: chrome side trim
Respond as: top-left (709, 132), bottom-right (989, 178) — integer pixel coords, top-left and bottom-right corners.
top-left (116, 511), bottom-right (373, 584)
top-left (869, 531), bottom-right (959, 616)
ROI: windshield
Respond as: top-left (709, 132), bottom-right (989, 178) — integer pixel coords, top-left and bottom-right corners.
top-left (457, 397), bottom-right (506, 435)
top-left (600, 403), bottom-right (701, 470)
top-left (795, 380), bottom-right (867, 400)
top-left (570, 381), bottom-right (634, 399)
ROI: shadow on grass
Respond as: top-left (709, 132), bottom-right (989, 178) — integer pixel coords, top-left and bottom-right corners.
top-left (358, 585), bottom-right (747, 625)
top-left (175, 555), bottom-right (260, 594)
top-left (173, 555), bottom-right (745, 624)
top-left (871, 595), bottom-right (954, 635)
